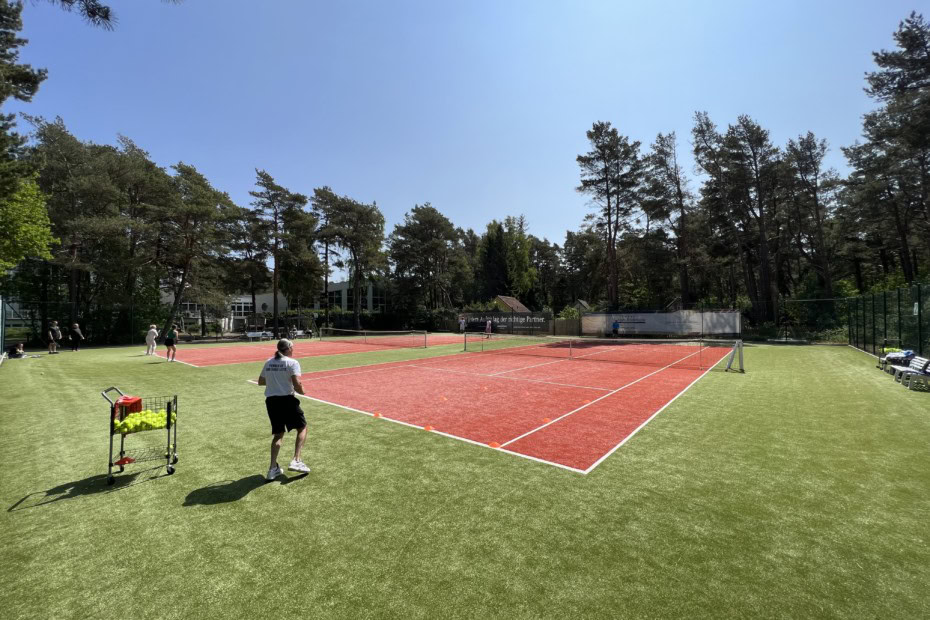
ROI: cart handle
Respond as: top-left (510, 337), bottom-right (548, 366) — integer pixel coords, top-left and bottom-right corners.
top-left (100, 386), bottom-right (125, 405)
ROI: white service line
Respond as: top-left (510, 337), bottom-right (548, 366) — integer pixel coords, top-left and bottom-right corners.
top-left (488, 355), bottom-right (572, 376)
top-left (245, 379), bottom-right (585, 473)
top-left (499, 348), bottom-right (704, 449)
top-left (581, 358), bottom-right (723, 474)
top-left (408, 363), bottom-right (610, 392)
top-left (300, 363), bottom-right (420, 382)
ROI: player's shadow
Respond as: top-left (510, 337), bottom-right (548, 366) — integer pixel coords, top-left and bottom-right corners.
top-left (7, 466), bottom-right (165, 512)
top-left (183, 473), bottom-right (308, 506)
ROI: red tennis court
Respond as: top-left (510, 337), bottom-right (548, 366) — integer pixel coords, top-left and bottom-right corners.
top-left (262, 340), bottom-right (737, 473)
top-left (154, 333), bottom-right (465, 367)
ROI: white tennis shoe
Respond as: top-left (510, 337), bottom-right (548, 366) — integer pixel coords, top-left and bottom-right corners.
top-left (288, 459), bottom-right (310, 473)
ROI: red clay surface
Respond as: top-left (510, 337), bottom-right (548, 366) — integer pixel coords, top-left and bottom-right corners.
top-left (154, 333), bottom-right (465, 366)
top-left (285, 344), bottom-right (732, 473)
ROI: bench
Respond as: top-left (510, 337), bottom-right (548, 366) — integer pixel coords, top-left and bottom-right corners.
top-left (879, 353), bottom-right (911, 374)
top-left (900, 357), bottom-right (930, 391)
top-left (246, 331), bottom-right (273, 342)
top-left (889, 356), bottom-right (929, 385)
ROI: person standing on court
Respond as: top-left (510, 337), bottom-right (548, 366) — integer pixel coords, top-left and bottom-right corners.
top-left (145, 324), bottom-right (159, 355)
top-left (164, 324), bottom-right (180, 362)
top-left (69, 323), bottom-right (84, 351)
top-left (48, 320), bottom-right (62, 354)
top-left (459, 316), bottom-right (466, 333)
top-left (485, 319), bottom-right (492, 339)
top-left (258, 338), bottom-right (310, 480)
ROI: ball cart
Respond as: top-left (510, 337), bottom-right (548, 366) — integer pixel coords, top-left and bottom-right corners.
top-left (102, 386), bottom-right (179, 485)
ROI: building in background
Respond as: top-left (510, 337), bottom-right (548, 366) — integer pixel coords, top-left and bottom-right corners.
top-left (161, 280), bottom-right (386, 332)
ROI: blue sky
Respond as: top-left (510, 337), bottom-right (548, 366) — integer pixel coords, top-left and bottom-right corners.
top-left (7, 0), bottom-right (920, 247)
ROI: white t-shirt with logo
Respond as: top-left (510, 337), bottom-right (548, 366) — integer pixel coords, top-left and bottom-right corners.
top-left (260, 355), bottom-right (302, 397)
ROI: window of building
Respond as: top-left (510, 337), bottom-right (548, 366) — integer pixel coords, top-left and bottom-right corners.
top-left (371, 287), bottom-right (386, 313)
top-left (232, 303), bottom-right (254, 317)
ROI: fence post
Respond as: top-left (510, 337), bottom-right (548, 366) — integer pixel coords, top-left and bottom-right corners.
top-left (882, 291), bottom-right (887, 350)
top-left (861, 296), bottom-right (866, 350)
top-left (847, 299), bottom-right (852, 346)
top-left (853, 297), bottom-right (858, 349)
top-left (918, 283), bottom-right (923, 357)
top-left (897, 288), bottom-right (902, 345)
top-left (871, 293), bottom-right (876, 355)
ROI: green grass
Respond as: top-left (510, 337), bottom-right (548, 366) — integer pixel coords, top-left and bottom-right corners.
top-left (1, 343), bottom-right (928, 619)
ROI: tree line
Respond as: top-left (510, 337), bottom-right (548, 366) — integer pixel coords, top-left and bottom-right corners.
top-left (1, 2), bottom-right (928, 342)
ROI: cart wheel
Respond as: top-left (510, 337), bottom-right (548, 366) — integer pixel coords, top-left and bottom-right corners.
top-left (171, 455), bottom-right (179, 464)
top-left (166, 466), bottom-right (175, 475)
top-left (107, 475), bottom-right (115, 485)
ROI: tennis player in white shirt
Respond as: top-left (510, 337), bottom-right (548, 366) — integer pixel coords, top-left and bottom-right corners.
top-left (258, 339), bottom-right (310, 480)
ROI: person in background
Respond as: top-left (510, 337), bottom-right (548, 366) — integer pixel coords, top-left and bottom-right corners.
top-left (48, 321), bottom-right (62, 354)
top-left (612, 319), bottom-right (620, 337)
top-left (164, 324), bottom-right (180, 362)
top-left (485, 319), bottom-right (492, 339)
top-left (258, 338), bottom-right (310, 480)
top-left (7, 343), bottom-right (25, 359)
top-left (459, 316), bottom-right (466, 333)
top-left (69, 323), bottom-right (84, 351)
top-left (145, 324), bottom-right (159, 355)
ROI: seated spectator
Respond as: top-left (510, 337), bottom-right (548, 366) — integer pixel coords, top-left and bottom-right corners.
top-left (7, 343), bottom-right (26, 359)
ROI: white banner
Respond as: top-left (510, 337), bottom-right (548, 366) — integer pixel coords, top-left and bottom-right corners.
top-left (582, 311), bottom-right (741, 336)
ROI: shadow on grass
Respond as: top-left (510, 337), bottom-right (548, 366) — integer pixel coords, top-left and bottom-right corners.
top-left (7, 465), bottom-right (167, 512)
top-left (183, 473), bottom-right (308, 506)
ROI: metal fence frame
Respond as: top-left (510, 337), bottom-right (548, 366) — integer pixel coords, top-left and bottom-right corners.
top-left (848, 283), bottom-right (926, 356)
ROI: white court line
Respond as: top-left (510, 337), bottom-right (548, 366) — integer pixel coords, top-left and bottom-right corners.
top-left (581, 355), bottom-right (727, 474)
top-left (300, 363), bottom-right (421, 382)
top-left (408, 363), bottom-right (611, 392)
top-left (153, 352), bottom-right (200, 368)
top-left (245, 380), bottom-right (584, 473)
top-left (488, 355), bottom-right (571, 376)
top-left (499, 348), bottom-right (704, 449)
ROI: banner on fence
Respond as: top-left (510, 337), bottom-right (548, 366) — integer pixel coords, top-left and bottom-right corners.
top-left (582, 310), bottom-right (741, 337)
top-left (462, 312), bottom-right (552, 334)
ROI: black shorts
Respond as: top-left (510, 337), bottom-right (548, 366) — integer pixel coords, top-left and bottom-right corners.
top-left (265, 395), bottom-right (306, 434)
top-left (164, 338), bottom-right (175, 347)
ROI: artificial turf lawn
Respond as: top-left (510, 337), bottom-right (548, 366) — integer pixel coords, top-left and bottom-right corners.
top-left (0, 343), bottom-right (928, 619)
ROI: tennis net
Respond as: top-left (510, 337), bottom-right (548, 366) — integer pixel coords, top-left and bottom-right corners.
top-left (319, 327), bottom-right (428, 349)
top-left (463, 333), bottom-right (743, 371)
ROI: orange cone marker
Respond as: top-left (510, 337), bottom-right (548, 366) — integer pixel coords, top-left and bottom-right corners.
top-left (542, 417), bottom-right (551, 423)
top-left (424, 425), bottom-right (434, 431)
top-left (373, 412), bottom-right (382, 418)
top-left (489, 442), bottom-right (501, 448)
